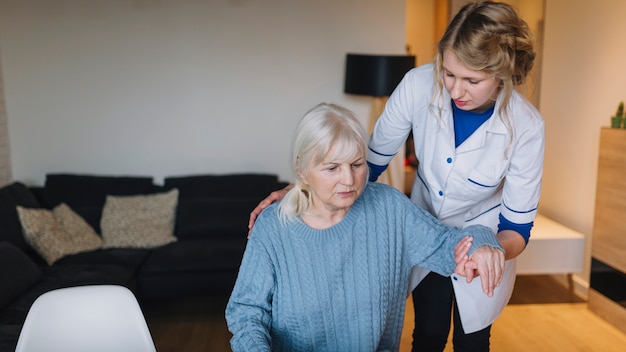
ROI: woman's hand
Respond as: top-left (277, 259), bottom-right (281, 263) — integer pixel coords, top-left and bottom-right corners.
top-left (247, 184), bottom-right (293, 237)
top-left (453, 236), bottom-right (473, 274)
top-left (462, 246), bottom-right (505, 297)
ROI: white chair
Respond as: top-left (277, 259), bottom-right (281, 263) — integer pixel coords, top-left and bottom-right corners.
top-left (15, 285), bottom-right (157, 352)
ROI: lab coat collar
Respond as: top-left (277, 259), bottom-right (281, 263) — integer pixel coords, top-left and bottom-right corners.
top-left (455, 91), bottom-right (509, 153)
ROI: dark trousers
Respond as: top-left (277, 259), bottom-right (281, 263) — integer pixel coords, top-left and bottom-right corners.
top-left (411, 271), bottom-right (491, 352)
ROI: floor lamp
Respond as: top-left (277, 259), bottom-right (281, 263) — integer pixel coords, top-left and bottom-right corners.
top-left (344, 53), bottom-right (415, 193)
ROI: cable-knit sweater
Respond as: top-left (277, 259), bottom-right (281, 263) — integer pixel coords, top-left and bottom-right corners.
top-left (225, 182), bottom-right (501, 352)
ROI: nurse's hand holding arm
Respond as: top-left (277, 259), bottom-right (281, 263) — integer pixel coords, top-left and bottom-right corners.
top-left (453, 236), bottom-right (505, 297)
top-left (460, 245), bottom-right (505, 297)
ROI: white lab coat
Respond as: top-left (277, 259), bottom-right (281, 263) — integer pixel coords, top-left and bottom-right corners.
top-left (368, 63), bottom-right (545, 333)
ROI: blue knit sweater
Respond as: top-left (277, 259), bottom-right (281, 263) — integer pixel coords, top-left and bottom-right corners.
top-left (226, 182), bottom-right (501, 352)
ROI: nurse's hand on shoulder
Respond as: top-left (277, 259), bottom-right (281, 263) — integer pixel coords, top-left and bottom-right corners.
top-left (454, 243), bottom-right (505, 297)
top-left (247, 184), bottom-right (293, 237)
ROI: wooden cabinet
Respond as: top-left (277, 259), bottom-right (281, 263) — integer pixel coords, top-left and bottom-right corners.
top-left (588, 127), bottom-right (626, 334)
top-left (592, 128), bottom-right (626, 273)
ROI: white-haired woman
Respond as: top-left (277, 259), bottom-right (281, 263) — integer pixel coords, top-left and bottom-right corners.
top-left (226, 103), bottom-right (505, 352)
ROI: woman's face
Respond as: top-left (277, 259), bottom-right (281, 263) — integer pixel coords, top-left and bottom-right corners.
top-left (442, 49), bottom-right (501, 113)
top-left (301, 151), bottom-right (367, 217)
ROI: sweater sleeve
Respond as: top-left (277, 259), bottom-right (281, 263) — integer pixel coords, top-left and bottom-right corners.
top-left (395, 189), bottom-right (502, 275)
top-left (225, 216), bottom-right (276, 352)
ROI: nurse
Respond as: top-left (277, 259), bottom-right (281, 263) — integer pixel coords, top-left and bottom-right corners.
top-left (248, 1), bottom-right (544, 351)
top-left (367, 1), bottom-right (544, 351)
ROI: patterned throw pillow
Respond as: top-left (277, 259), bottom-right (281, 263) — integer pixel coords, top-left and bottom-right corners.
top-left (16, 203), bottom-right (103, 265)
top-left (100, 189), bottom-right (178, 249)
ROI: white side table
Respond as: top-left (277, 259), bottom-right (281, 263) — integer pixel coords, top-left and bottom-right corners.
top-left (516, 214), bottom-right (585, 290)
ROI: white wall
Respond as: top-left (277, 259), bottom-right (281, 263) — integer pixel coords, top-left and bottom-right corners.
top-left (0, 60), bottom-right (10, 186)
top-left (0, 0), bottom-right (407, 185)
top-left (540, 0), bottom-right (626, 287)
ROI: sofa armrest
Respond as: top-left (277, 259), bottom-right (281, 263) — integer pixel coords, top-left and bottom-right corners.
top-left (0, 242), bottom-right (43, 310)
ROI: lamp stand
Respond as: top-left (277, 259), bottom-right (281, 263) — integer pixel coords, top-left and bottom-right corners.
top-left (368, 96), bottom-right (405, 194)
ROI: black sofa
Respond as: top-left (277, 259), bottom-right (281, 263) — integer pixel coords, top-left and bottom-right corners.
top-left (0, 173), bottom-right (286, 351)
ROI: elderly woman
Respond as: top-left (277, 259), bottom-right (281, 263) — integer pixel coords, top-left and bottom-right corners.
top-left (225, 103), bottom-right (504, 352)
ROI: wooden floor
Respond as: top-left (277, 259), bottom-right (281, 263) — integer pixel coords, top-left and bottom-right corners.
top-left (142, 294), bottom-right (231, 352)
top-left (142, 275), bottom-right (626, 351)
top-left (400, 276), bottom-right (626, 351)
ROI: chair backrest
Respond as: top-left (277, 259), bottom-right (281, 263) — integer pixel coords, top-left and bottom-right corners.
top-left (15, 285), bottom-right (157, 352)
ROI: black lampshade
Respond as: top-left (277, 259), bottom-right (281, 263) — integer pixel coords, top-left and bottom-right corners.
top-left (344, 54), bottom-right (416, 97)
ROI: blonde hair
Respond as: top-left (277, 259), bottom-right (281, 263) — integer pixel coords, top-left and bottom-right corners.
top-left (277, 103), bottom-right (369, 224)
top-left (432, 1), bottom-right (535, 154)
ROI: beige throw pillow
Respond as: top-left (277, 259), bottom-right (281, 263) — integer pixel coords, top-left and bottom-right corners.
top-left (16, 203), bottom-right (103, 265)
top-left (101, 189), bottom-right (178, 249)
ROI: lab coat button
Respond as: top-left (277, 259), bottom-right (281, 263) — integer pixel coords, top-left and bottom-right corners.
top-left (438, 190), bottom-right (443, 196)
top-left (446, 157), bottom-right (452, 163)
top-left (453, 275), bottom-right (458, 281)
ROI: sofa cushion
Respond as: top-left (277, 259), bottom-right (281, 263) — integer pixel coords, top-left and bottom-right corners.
top-left (175, 198), bottom-right (260, 239)
top-left (163, 173), bottom-right (280, 199)
top-left (0, 325), bottom-right (22, 352)
top-left (101, 189), bottom-right (178, 249)
top-left (42, 174), bottom-right (156, 233)
top-left (137, 237), bottom-right (247, 298)
top-left (0, 182), bottom-right (42, 254)
top-left (53, 248), bottom-right (151, 268)
top-left (16, 204), bottom-right (103, 265)
top-left (140, 238), bottom-right (247, 274)
top-left (0, 242), bottom-right (43, 310)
